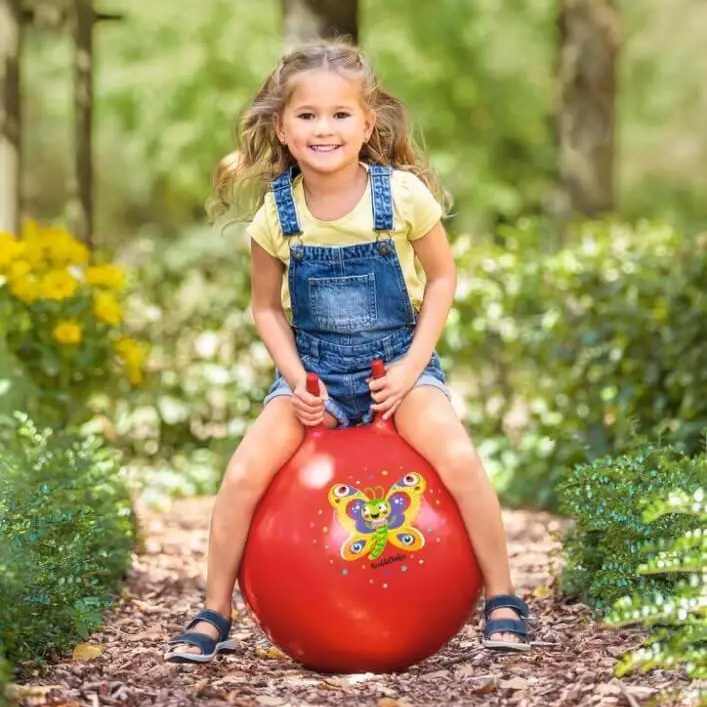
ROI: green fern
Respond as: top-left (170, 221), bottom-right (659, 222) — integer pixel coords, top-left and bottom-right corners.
top-left (605, 487), bottom-right (706, 690)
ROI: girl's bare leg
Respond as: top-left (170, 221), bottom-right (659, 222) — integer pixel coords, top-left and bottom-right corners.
top-left (394, 386), bottom-right (521, 644)
top-left (166, 398), bottom-right (335, 656)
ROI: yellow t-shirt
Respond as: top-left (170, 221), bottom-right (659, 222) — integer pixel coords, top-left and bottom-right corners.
top-left (247, 167), bottom-right (443, 319)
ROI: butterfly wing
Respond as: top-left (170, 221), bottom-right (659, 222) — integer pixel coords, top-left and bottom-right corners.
top-left (388, 527), bottom-right (426, 552)
top-left (328, 483), bottom-right (377, 561)
top-left (384, 472), bottom-right (427, 552)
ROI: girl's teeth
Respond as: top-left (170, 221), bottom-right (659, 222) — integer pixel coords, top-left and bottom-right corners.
top-left (311, 145), bottom-right (339, 151)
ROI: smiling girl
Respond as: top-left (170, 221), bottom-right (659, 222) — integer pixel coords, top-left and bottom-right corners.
top-left (164, 40), bottom-right (531, 663)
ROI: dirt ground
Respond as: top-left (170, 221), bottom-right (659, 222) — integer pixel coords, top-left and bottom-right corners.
top-left (10, 497), bottom-right (697, 707)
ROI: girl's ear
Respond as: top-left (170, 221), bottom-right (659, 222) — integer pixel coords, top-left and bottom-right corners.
top-left (273, 114), bottom-right (286, 144)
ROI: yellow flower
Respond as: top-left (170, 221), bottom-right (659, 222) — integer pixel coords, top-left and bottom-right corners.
top-left (0, 232), bottom-right (25, 274)
top-left (20, 220), bottom-right (89, 269)
top-left (21, 238), bottom-right (46, 269)
top-left (39, 269), bottom-right (79, 301)
top-left (5, 258), bottom-right (31, 281)
top-left (85, 264), bottom-right (126, 290)
top-left (45, 227), bottom-right (89, 267)
top-left (52, 320), bottom-right (83, 345)
top-left (8, 274), bottom-right (40, 304)
top-left (115, 337), bottom-right (145, 384)
top-left (93, 291), bottom-right (123, 326)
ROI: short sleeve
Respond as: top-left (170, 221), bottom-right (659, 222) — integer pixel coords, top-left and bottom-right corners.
top-left (395, 171), bottom-right (443, 240)
top-left (246, 193), bottom-right (279, 257)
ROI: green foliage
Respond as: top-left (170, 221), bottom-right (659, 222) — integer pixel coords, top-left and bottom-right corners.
top-left (101, 225), bottom-right (273, 504)
top-left (0, 415), bottom-right (135, 666)
top-left (604, 487), bottom-right (706, 702)
top-left (444, 219), bottom-right (707, 508)
top-left (363, 0), bottom-right (556, 230)
top-left (0, 657), bottom-right (11, 707)
top-left (558, 445), bottom-right (705, 612)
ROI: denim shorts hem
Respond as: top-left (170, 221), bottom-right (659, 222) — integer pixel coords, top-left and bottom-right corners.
top-left (263, 367), bottom-right (450, 428)
top-left (414, 373), bottom-right (451, 400)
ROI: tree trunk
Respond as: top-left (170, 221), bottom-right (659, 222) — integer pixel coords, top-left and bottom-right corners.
top-left (556, 0), bottom-right (619, 218)
top-left (281, 0), bottom-right (358, 47)
top-left (0, 0), bottom-right (22, 234)
top-left (71, 0), bottom-right (93, 247)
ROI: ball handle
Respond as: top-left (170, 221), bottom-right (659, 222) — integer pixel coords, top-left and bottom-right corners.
top-left (305, 372), bottom-right (319, 396)
top-left (371, 359), bottom-right (386, 380)
top-left (304, 360), bottom-right (386, 425)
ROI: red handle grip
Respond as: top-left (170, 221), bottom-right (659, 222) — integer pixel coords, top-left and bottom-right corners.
top-left (371, 359), bottom-right (385, 379)
top-left (306, 372), bottom-right (319, 396)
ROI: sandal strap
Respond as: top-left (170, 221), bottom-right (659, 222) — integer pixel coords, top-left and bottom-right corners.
top-left (483, 618), bottom-right (528, 640)
top-left (167, 631), bottom-right (217, 654)
top-left (183, 609), bottom-right (231, 640)
top-left (484, 594), bottom-right (529, 619)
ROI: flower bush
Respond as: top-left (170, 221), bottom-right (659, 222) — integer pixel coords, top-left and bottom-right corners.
top-left (0, 221), bottom-right (147, 428)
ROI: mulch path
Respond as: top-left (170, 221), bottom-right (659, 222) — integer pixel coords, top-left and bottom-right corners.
top-left (11, 498), bottom-right (695, 707)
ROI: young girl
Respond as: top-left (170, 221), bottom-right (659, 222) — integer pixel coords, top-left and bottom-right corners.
top-left (164, 40), bottom-right (530, 662)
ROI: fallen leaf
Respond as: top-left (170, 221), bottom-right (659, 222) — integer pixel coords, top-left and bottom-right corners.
top-left (473, 683), bottom-right (497, 695)
top-left (257, 697), bottom-right (285, 706)
top-left (71, 643), bottom-right (104, 661)
top-left (4, 684), bottom-right (63, 698)
top-left (421, 669), bottom-right (450, 680)
top-left (254, 645), bottom-right (289, 660)
top-left (532, 585), bottom-right (552, 598)
top-left (378, 699), bottom-right (399, 707)
top-left (499, 677), bottom-right (530, 690)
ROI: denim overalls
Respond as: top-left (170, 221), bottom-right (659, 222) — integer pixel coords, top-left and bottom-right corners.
top-left (263, 164), bottom-right (450, 427)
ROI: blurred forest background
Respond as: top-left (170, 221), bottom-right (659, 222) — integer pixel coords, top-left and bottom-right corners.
top-left (19, 0), bottom-right (707, 238)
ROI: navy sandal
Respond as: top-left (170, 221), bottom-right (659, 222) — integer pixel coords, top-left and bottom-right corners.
top-left (164, 609), bottom-right (238, 663)
top-left (481, 594), bottom-right (531, 651)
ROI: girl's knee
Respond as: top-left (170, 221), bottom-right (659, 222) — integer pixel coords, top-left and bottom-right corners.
top-left (436, 442), bottom-right (486, 497)
top-left (221, 455), bottom-right (272, 499)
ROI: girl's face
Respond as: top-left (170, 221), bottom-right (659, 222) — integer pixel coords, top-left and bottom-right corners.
top-left (275, 69), bottom-right (375, 177)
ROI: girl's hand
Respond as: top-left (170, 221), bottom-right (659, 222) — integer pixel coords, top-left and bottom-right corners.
top-left (368, 358), bottom-right (420, 420)
top-left (292, 378), bottom-right (329, 427)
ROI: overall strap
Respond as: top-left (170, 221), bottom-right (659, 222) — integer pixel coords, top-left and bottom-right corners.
top-left (270, 166), bottom-right (302, 237)
top-left (369, 164), bottom-right (394, 232)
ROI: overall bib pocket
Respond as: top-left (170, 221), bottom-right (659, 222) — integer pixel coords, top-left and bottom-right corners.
top-left (308, 273), bottom-right (378, 333)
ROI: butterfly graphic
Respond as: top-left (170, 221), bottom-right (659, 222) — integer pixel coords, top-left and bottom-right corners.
top-left (328, 472), bottom-right (427, 561)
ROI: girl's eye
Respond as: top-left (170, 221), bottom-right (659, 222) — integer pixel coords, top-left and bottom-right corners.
top-left (297, 112), bottom-right (315, 120)
top-left (334, 112), bottom-right (350, 119)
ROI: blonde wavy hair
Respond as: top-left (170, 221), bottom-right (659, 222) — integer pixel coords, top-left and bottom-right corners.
top-left (207, 39), bottom-right (450, 224)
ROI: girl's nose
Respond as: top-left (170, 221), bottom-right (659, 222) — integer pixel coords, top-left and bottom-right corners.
top-left (314, 117), bottom-right (334, 135)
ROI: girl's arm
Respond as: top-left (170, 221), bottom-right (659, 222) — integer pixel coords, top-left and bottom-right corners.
top-left (406, 220), bottom-right (456, 371)
top-left (369, 220), bottom-right (456, 418)
top-left (250, 240), bottom-right (307, 389)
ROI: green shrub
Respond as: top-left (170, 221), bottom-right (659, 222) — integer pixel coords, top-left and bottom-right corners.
top-left (0, 414), bottom-right (135, 665)
top-left (558, 445), bottom-right (705, 612)
top-left (102, 225), bottom-right (273, 502)
top-left (0, 657), bottom-right (11, 707)
top-left (605, 488), bottom-right (706, 681)
top-left (445, 219), bottom-right (707, 509)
